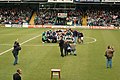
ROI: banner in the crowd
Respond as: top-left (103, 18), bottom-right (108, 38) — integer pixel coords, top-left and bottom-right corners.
top-left (102, 0), bottom-right (120, 2)
top-left (0, 0), bottom-right (21, 1)
top-left (58, 13), bottom-right (67, 18)
top-left (67, 21), bottom-right (72, 26)
top-left (74, 0), bottom-right (79, 1)
top-left (93, 0), bottom-right (100, 2)
top-left (8, 0), bottom-right (21, 1)
top-left (87, 0), bottom-right (94, 1)
top-left (74, 0), bottom-right (100, 2)
top-left (79, 0), bottom-right (86, 1)
top-left (23, 0), bottom-right (47, 2)
top-left (48, 0), bottom-right (73, 3)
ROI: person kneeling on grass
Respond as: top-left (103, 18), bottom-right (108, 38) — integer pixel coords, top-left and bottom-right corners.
top-left (64, 41), bottom-right (70, 56)
top-left (70, 43), bottom-right (77, 56)
top-left (42, 34), bottom-right (50, 43)
top-left (77, 32), bottom-right (84, 44)
top-left (64, 42), bottom-right (77, 56)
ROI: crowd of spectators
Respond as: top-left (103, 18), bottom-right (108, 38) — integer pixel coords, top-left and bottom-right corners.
top-left (35, 9), bottom-right (57, 25)
top-left (0, 5), bottom-right (119, 27)
top-left (0, 7), bottom-right (33, 25)
top-left (86, 9), bottom-right (120, 27)
top-left (34, 9), bottom-right (83, 26)
top-left (66, 9), bottom-right (83, 26)
top-left (35, 8), bottom-right (120, 27)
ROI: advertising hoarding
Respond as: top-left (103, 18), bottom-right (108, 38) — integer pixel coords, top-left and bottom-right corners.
top-left (102, 0), bottom-right (120, 2)
top-left (48, 0), bottom-right (73, 3)
top-left (74, 0), bottom-right (100, 2)
top-left (0, 0), bottom-right (21, 1)
top-left (23, 0), bottom-right (47, 1)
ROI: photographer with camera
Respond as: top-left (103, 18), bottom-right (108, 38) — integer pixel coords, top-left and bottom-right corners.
top-left (105, 45), bottom-right (115, 68)
top-left (12, 40), bottom-right (21, 65)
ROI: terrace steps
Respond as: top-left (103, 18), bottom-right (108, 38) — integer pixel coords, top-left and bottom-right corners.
top-left (82, 16), bottom-right (87, 26)
top-left (29, 12), bottom-right (37, 25)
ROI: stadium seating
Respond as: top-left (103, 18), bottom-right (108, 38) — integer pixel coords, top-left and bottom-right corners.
top-left (0, 7), bottom-right (33, 25)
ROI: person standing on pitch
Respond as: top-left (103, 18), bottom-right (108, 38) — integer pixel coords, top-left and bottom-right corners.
top-left (73, 30), bottom-right (78, 43)
top-left (13, 68), bottom-right (22, 80)
top-left (59, 36), bottom-right (64, 57)
top-left (12, 40), bottom-right (21, 65)
top-left (105, 45), bottom-right (115, 68)
top-left (64, 41), bottom-right (70, 56)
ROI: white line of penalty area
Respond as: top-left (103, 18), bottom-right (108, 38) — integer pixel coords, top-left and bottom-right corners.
top-left (0, 44), bottom-right (58, 47)
top-left (84, 37), bottom-right (97, 44)
top-left (0, 36), bottom-right (96, 47)
top-left (0, 34), bottom-right (41, 56)
top-left (0, 34), bottom-right (37, 35)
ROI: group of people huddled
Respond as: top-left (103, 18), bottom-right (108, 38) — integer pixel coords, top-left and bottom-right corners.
top-left (42, 28), bottom-right (84, 57)
top-left (42, 28), bottom-right (84, 44)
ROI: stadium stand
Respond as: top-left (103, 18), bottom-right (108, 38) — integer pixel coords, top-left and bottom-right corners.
top-left (34, 9), bottom-right (83, 26)
top-left (0, 3), bottom-right (119, 27)
top-left (86, 8), bottom-right (120, 26)
top-left (34, 5), bottom-right (120, 27)
top-left (0, 4), bottom-right (33, 25)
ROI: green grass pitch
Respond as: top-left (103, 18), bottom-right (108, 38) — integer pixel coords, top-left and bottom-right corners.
top-left (0, 27), bottom-right (120, 80)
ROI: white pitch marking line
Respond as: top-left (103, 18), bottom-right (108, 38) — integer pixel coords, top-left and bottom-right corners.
top-left (22, 44), bottom-right (58, 47)
top-left (0, 34), bottom-right (41, 56)
top-left (84, 37), bottom-right (97, 44)
top-left (0, 44), bottom-right (58, 47)
top-left (0, 44), bottom-right (12, 46)
top-left (0, 37), bottom-right (97, 48)
top-left (0, 34), bottom-right (36, 35)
